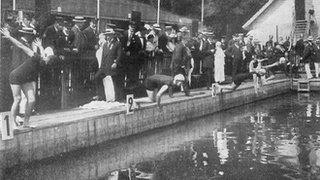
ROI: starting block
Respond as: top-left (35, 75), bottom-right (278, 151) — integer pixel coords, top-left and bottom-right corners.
top-left (126, 94), bottom-right (134, 115)
top-left (1, 112), bottom-right (14, 140)
top-left (297, 80), bottom-right (310, 92)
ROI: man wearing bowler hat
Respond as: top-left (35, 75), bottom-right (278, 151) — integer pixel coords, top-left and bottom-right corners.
top-left (96, 28), bottom-right (124, 101)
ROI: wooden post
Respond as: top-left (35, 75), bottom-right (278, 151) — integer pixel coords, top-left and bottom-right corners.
top-left (97, 0), bottom-right (100, 32)
top-left (201, 0), bottom-right (204, 28)
top-left (157, 0), bottom-right (160, 24)
top-left (12, 0), bottom-right (15, 10)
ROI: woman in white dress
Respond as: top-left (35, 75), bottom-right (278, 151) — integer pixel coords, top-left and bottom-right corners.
top-left (214, 41), bottom-right (225, 83)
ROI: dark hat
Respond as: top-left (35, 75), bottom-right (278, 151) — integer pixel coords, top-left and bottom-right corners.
top-left (55, 16), bottom-right (64, 22)
top-left (89, 18), bottom-right (98, 23)
top-left (147, 34), bottom-right (155, 40)
top-left (129, 20), bottom-right (138, 27)
top-left (73, 16), bottom-right (85, 22)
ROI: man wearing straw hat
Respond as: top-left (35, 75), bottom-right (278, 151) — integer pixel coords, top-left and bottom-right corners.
top-left (69, 16), bottom-right (86, 52)
top-left (95, 28), bottom-right (124, 101)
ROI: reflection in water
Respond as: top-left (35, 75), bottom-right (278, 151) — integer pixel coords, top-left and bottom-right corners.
top-left (3, 93), bottom-right (320, 180)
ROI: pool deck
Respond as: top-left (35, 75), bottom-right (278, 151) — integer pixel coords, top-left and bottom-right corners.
top-left (0, 78), bottom-right (291, 169)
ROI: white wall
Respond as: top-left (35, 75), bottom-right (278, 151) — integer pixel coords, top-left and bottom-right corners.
top-left (313, 0), bottom-right (320, 36)
top-left (247, 0), bottom-right (294, 44)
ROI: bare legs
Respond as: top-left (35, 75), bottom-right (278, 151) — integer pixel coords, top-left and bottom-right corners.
top-left (134, 89), bottom-right (157, 107)
top-left (21, 82), bottom-right (36, 127)
top-left (10, 84), bottom-right (22, 126)
top-left (10, 81), bottom-right (36, 128)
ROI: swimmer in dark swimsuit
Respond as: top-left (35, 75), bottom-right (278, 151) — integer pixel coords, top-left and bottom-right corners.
top-left (212, 63), bottom-right (266, 95)
top-left (134, 74), bottom-right (186, 108)
top-left (0, 28), bottom-right (52, 128)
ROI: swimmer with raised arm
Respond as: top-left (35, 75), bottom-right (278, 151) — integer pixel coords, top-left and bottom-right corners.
top-left (0, 28), bottom-right (53, 128)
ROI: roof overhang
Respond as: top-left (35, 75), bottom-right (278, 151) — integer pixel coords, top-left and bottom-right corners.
top-left (242, 0), bottom-right (276, 30)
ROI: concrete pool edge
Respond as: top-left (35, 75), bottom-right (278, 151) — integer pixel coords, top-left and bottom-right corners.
top-left (0, 79), bottom-right (291, 169)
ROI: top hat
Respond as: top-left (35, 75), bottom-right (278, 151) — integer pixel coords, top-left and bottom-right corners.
top-left (73, 16), bottom-right (85, 23)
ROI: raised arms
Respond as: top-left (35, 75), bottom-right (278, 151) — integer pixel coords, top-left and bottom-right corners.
top-left (0, 28), bottom-right (35, 57)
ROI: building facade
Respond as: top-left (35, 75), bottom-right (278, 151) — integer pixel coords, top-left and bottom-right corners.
top-left (242, 0), bottom-right (320, 44)
top-left (1, 0), bottom-right (193, 26)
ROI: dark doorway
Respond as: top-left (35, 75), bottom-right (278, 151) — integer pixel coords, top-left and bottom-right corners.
top-left (295, 0), bottom-right (305, 20)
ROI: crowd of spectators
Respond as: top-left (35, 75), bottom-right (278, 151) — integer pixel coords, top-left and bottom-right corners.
top-left (3, 12), bottom-right (320, 125)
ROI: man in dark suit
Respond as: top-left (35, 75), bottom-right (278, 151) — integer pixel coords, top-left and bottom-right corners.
top-left (69, 16), bottom-right (86, 52)
top-left (82, 19), bottom-right (97, 52)
top-left (302, 36), bottom-right (317, 79)
top-left (122, 22), bottom-right (142, 87)
top-left (200, 33), bottom-right (215, 89)
top-left (98, 28), bottom-right (124, 101)
top-left (170, 30), bottom-right (192, 96)
top-left (136, 27), bottom-right (147, 79)
top-left (42, 16), bottom-right (66, 51)
top-left (228, 34), bottom-right (237, 47)
top-left (265, 35), bottom-right (274, 48)
top-left (225, 39), bottom-right (243, 82)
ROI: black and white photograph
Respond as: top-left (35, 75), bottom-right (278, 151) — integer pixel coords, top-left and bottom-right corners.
top-left (1, 0), bottom-right (320, 179)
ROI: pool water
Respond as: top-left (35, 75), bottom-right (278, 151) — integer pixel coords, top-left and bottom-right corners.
top-left (2, 92), bottom-right (320, 180)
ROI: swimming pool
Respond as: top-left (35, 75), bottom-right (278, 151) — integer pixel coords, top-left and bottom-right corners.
top-left (2, 92), bottom-right (320, 180)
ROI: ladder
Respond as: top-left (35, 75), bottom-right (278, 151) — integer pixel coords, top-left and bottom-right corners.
top-left (297, 80), bottom-right (310, 92)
